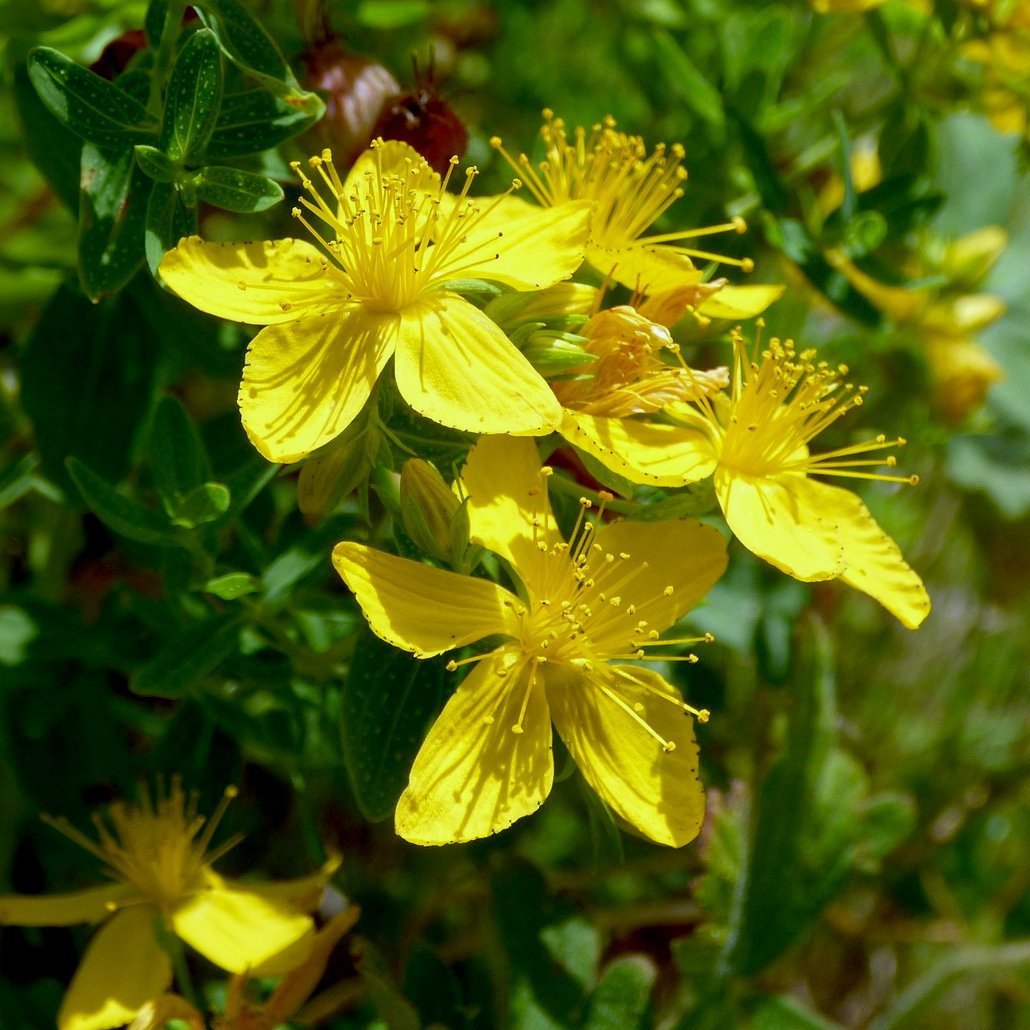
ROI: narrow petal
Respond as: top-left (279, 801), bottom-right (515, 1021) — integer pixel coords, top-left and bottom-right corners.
top-left (332, 541), bottom-right (523, 658)
top-left (393, 293), bottom-right (561, 436)
top-left (588, 517), bottom-right (728, 653)
top-left (716, 469), bottom-right (845, 581)
top-left (239, 302), bottom-right (393, 463)
top-left (0, 883), bottom-right (132, 927)
top-left (159, 237), bottom-right (341, 324)
top-left (811, 481), bottom-right (932, 628)
top-left (171, 887), bottom-right (313, 975)
top-left (218, 854), bottom-right (341, 913)
top-left (454, 195), bottom-right (591, 290)
top-left (59, 907), bottom-right (171, 1030)
top-left (461, 435), bottom-right (561, 585)
top-left (697, 283), bottom-right (786, 320)
top-left (588, 244), bottom-right (702, 294)
top-left (561, 410), bottom-right (717, 487)
top-left (396, 651), bottom-right (554, 845)
top-left (345, 139), bottom-right (440, 195)
top-left (548, 665), bottom-right (705, 847)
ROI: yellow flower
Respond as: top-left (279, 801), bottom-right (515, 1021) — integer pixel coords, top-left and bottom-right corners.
top-left (332, 436), bottom-right (727, 847)
top-left (810, 0), bottom-right (888, 11)
top-left (0, 782), bottom-right (326, 1030)
top-left (490, 111), bottom-right (752, 293)
top-left (159, 140), bottom-right (591, 463)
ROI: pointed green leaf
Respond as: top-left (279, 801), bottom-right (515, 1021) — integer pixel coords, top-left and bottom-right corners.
top-left (194, 165), bottom-right (283, 213)
top-left (78, 143), bottom-right (150, 300)
top-left (584, 956), bottom-right (657, 1030)
top-left (206, 88), bottom-right (322, 159)
top-left (131, 613), bottom-right (243, 697)
top-left (135, 145), bottom-right (178, 183)
top-left (204, 572), bottom-right (261, 600)
top-left (161, 29), bottom-right (223, 162)
top-left (340, 627), bottom-right (449, 822)
top-left (27, 47), bottom-right (157, 147)
top-left (66, 457), bottom-right (183, 548)
top-left (144, 180), bottom-right (197, 275)
top-left (171, 482), bottom-right (230, 527)
top-left (149, 395), bottom-right (211, 515)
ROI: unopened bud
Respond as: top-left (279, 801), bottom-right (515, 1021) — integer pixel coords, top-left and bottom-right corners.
top-left (400, 459), bottom-right (461, 560)
top-left (484, 283), bottom-right (598, 331)
top-left (298, 429), bottom-right (379, 519)
top-left (520, 329), bottom-right (596, 377)
top-left (940, 226), bottom-right (1007, 287)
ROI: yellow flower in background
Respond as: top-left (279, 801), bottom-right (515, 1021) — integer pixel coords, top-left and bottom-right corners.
top-left (0, 782), bottom-right (328, 1030)
top-left (490, 111), bottom-right (753, 293)
top-left (810, 0), bottom-right (888, 11)
top-left (333, 436), bottom-right (727, 847)
top-left (159, 140), bottom-right (591, 463)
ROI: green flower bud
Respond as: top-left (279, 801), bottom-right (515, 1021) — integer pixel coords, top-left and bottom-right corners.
top-left (484, 282), bottom-right (598, 331)
top-left (298, 427), bottom-right (379, 519)
top-left (400, 459), bottom-right (462, 561)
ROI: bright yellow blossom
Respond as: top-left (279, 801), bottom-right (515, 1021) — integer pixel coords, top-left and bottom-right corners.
top-left (490, 111), bottom-right (752, 293)
top-left (0, 782), bottom-right (328, 1030)
top-left (333, 436), bottom-right (727, 847)
top-left (159, 140), bottom-right (590, 463)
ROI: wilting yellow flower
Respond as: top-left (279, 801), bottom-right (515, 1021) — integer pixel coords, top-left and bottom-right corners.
top-left (159, 140), bottom-right (590, 463)
top-left (333, 436), bottom-right (727, 847)
top-left (0, 782), bottom-right (328, 1030)
top-left (490, 111), bottom-right (752, 293)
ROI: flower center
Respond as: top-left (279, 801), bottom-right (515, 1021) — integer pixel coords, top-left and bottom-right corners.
top-left (691, 328), bottom-right (918, 485)
top-left (490, 110), bottom-right (753, 270)
top-left (44, 781), bottom-right (241, 912)
top-left (289, 142), bottom-right (517, 312)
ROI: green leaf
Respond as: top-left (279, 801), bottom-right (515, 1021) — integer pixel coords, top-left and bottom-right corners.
top-left (134, 144), bottom-right (178, 182)
top-left (161, 29), bottom-right (223, 162)
top-left (78, 143), bottom-right (150, 301)
top-left (354, 0), bottom-right (429, 28)
top-left (0, 454), bottom-right (41, 511)
top-left (727, 620), bottom-right (867, 976)
top-left (150, 395), bottom-right (211, 515)
top-left (194, 165), bottom-right (283, 213)
top-left (171, 482), bottom-right (230, 528)
top-left (66, 457), bottom-right (183, 548)
top-left (751, 995), bottom-right (845, 1030)
top-left (340, 627), bottom-right (449, 822)
top-left (651, 28), bottom-right (725, 131)
top-left (144, 180), bottom-right (197, 275)
top-left (584, 956), bottom-right (657, 1030)
top-left (131, 613), bottom-right (243, 697)
top-left (204, 572), bottom-right (261, 600)
top-left (144, 0), bottom-right (171, 47)
top-left (206, 88), bottom-right (321, 159)
top-left (21, 286), bottom-right (157, 493)
top-left (12, 60), bottom-right (81, 211)
top-left (26, 47), bottom-right (158, 148)
top-left (261, 514), bottom-right (355, 606)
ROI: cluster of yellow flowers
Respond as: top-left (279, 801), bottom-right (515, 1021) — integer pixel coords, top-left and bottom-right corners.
top-left (2, 114), bottom-right (933, 1028)
top-left (159, 114), bottom-right (930, 849)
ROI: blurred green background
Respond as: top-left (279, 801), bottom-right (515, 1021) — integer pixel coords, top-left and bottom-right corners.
top-left (1, 0), bottom-right (1028, 1027)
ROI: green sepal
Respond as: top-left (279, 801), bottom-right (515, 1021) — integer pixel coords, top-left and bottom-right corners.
top-left (206, 89), bottom-right (322, 159)
top-left (135, 144), bottom-right (178, 182)
top-left (170, 482), bottom-right (231, 527)
top-left (131, 613), bottom-right (243, 697)
top-left (27, 46), bottom-right (158, 148)
top-left (78, 143), bottom-right (150, 301)
top-left (160, 28), bottom-right (223, 163)
top-left (194, 165), bottom-right (283, 212)
top-left (66, 457), bottom-right (185, 548)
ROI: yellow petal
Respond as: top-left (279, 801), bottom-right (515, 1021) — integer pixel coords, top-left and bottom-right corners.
top-left (461, 435), bottom-right (561, 585)
top-left (456, 196), bottom-right (591, 290)
top-left (393, 293), bottom-right (561, 435)
top-left (221, 854), bottom-right (341, 913)
top-left (159, 237), bottom-right (341, 325)
top-left (547, 665), bottom-right (705, 847)
top-left (0, 883), bottom-right (132, 926)
top-left (171, 887), bottom-right (313, 975)
top-left (716, 469), bottom-right (845, 581)
top-left (332, 541), bottom-right (524, 658)
top-left (697, 283), bottom-right (786, 320)
top-left (560, 410), bottom-right (717, 487)
top-left (588, 244), bottom-right (702, 294)
top-left (588, 517), bottom-right (728, 653)
top-left (239, 302), bottom-right (393, 463)
top-left (396, 651), bottom-right (554, 845)
top-left (59, 907), bottom-right (171, 1030)
top-left (345, 139), bottom-right (439, 196)
top-left (809, 480), bottom-right (932, 629)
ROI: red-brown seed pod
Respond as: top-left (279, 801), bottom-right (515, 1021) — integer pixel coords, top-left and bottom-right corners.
top-left (371, 60), bottom-right (468, 175)
top-left (89, 29), bottom-right (149, 81)
top-left (302, 40), bottom-right (400, 163)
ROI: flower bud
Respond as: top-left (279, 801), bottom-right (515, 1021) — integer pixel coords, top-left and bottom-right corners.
top-left (519, 328), bottom-right (596, 377)
top-left (400, 459), bottom-right (462, 561)
top-left (298, 429), bottom-right (379, 519)
top-left (940, 226), bottom-right (1007, 288)
top-left (484, 283), bottom-right (598, 332)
